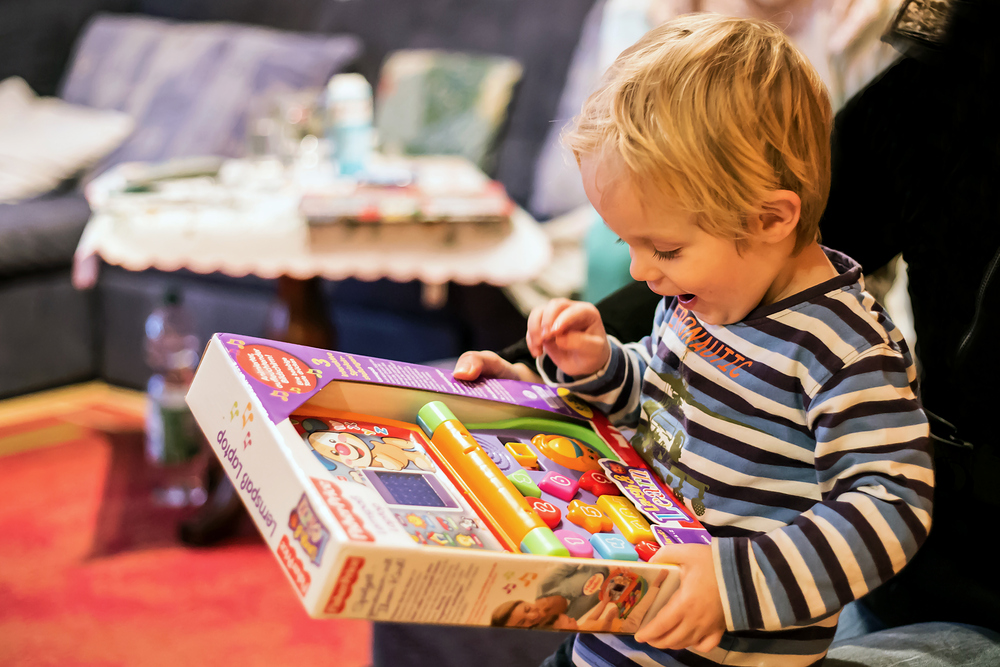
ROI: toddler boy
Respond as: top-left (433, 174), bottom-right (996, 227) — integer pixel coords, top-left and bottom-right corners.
top-left (454, 13), bottom-right (933, 667)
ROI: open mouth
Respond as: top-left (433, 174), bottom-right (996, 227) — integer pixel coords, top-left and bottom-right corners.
top-left (677, 294), bottom-right (696, 306)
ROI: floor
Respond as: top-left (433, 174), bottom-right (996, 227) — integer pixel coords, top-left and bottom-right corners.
top-left (0, 380), bottom-right (372, 667)
top-left (0, 380), bottom-right (147, 458)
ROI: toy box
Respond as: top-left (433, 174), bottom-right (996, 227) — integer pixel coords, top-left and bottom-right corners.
top-left (185, 333), bottom-right (711, 633)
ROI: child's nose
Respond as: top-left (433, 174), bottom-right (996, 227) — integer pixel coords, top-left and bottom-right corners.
top-left (628, 248), bottom-right (659, 282)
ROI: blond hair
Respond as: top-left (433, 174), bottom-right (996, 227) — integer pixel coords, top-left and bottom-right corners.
top-left (564, 14), bottom-right (832, 251)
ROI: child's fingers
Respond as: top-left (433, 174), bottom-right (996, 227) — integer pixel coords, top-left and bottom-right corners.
top-left (526, 306), bottom-right (546, 357)
top-left (528, 299), bottom-right (581, 355)
top-left (452, 351), bottom-right (518, 381)
top-left (548, 304), bottom-right (592, 338)
top-left (652, 626), bottom-right (702, 651)
top-left (633, 595), bottom-right (685, 644)
top-left (648, 542), bottom-right (683, 565)
top-left (649, 543), bottom-right (708, 568)
top-left (636, 612), bottom-right (699, 650)
top-left (544, 329), bottom-right (597, 352)
top-left (452, 352), bottom-right (488, 380)
top-left (692, 630), bottom-right (724, 653)
top-left (537, 299), bottom-right (576, 340)
top-left (527, 303), bottom-right (565, 355)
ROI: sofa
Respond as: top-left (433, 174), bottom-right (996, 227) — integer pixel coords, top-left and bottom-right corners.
top-left (0, 0), bottom-right (599, 398)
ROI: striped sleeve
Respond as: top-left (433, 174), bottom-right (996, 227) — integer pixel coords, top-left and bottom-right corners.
top-left (715, 341), bottom-right (933, 632)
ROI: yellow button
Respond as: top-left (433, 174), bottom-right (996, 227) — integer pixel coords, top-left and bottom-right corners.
top-left (504, 441), bottom-right (540, 470)
top-left (596, 495), bottom-right (655, 544)
top-left (566, 499), bottom-right (613, 534)
top-left (531, 434), bottom-right (603, 473)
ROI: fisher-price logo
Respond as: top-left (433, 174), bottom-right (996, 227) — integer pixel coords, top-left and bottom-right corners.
top-left (325, 556), bottom-right (365, 614)
top-left (310, 478), bottom-right (375, 542)
top-left (277, 535), bottom-right (311, 596)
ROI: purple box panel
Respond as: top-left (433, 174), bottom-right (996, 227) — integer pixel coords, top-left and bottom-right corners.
top-left (216, 333), bottom-right (581, 424)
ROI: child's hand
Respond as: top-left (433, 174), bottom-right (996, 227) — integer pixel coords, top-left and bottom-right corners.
top-left (633, 544), bottom-right (726, 653)
top-left (527, 299), bottom-right (611, 377)
top-left (452, 351), bottom-right (542, 383)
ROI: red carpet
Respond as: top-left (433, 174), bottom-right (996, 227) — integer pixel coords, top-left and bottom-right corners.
top-left (0, 385), bottom-right (372, 666)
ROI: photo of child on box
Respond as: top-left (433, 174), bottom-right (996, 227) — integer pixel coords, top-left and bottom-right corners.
top-left (453, 13), bottom-right (933, 667)
top-left (492, 563), bottom-right (671, 634)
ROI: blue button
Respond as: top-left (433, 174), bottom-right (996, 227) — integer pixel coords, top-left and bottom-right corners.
top-left (590, 533), bottom-right (638, 561)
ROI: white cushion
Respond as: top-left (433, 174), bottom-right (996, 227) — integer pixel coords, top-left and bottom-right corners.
top-left (0, 76), bottom-right (133, 203)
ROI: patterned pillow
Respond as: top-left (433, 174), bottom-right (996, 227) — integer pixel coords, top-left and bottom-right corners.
top-left (0, 76), bottom-right (132, 203)
top-left (60, 13), bottom-right (361, 169)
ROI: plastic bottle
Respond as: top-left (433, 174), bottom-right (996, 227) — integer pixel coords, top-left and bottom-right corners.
top-left (144, 287), bottom-right (206, 507)
top-left (325, 73), bottom-right (374, 176)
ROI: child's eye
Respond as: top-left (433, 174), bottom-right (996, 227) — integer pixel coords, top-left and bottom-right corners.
top-left (653, 248), bottom-right (680, 260)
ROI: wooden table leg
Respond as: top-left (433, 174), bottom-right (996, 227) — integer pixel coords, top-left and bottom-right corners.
top-left (180, 275), bottom-right (337, 546)
top-left (266, 276), bottom-right (338, 349)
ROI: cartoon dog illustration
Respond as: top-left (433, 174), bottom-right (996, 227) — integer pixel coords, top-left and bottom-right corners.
top-left (307, 430), bottom-right (435, 472)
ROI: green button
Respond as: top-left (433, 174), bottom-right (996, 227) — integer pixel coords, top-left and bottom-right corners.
top-left (521, 526), bottom-right (570, 557)
top-left (507, 469), bottom-right (541, 498)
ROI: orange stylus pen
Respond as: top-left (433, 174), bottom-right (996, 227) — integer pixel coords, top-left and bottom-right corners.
top-left (416, 401), bottom-right (569, 557)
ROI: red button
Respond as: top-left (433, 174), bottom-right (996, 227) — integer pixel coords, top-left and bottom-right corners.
top-left (526, 496), bottom-right (562, 529)
top-left (635, 540), bottom-right (660, 562)
top-left (579, 470), bottom-right (620, 497)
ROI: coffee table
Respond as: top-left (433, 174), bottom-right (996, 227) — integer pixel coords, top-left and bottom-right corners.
top-left (75, 156), bottom-right (552, 345)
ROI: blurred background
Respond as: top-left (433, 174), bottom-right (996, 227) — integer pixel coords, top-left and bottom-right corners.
top-left (0, 0), bottom-right (948, 665)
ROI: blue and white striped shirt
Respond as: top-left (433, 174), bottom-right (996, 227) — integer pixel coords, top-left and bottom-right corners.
top-left (538, 249), bottom-right (933, 666)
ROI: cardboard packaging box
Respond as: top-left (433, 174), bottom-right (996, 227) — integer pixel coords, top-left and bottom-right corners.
top-left (186, 333), bottom-right (711, 633)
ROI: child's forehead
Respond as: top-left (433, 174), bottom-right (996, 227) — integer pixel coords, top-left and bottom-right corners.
top-left (582, 153), bottom-right (691, 222)
top-left (581, 149), bottom-right (631, 187)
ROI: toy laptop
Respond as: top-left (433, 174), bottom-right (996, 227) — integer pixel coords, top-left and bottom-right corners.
top-left (186, 334), bottom-right (711, 633)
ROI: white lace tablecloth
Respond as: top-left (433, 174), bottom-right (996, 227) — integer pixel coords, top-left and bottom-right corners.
top-left (73, 157), bottom-right (552, 290)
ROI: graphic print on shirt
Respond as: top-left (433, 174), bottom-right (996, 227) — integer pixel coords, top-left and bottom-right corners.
top-left (632, 306), bottom-right (768, 517)
top-left (667, 305), bottom-right (754, 377)
top-left (632, 376), bottom-right (714, 516)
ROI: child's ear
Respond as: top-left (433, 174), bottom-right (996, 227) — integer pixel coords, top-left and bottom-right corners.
top-left (756, 190), bottom-right (801, 243)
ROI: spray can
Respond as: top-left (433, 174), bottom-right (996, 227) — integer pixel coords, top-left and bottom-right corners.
top-left (325, 73), bottom-right (374, 176)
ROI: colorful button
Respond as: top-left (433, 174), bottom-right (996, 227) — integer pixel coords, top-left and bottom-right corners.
top-left (590, 533), bottom-right (639, 561)
top-left (579, 470), bottom-right (620, 497)
top-left (506, 469), bottom-right (541, 497)
top-left (635, 540), bottom-right (660, 562)
top-left (455, 533), bottom-right (484, 549)
top-left (566, 499), bottom-right (613, 534)
top-left (597, 495), bottom-right (655, 544)
top-left (538, 471), bottom-right (579, 501)
top-left (526, 496), bottom-right (562, 529)
top-left (531, 434), bottom-right (603, 472)
top-left (504, 441), bottom-right (540, 470)
top-left (555, 529), bottom-right (593, 558)
top-left (428, 532), bottom-right (455, 547)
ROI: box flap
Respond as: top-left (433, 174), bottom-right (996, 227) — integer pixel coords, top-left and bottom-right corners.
top-left (216, 333), bottom-right (591, 424)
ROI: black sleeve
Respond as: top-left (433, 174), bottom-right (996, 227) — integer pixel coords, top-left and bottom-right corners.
top-left (820, 57), bottom-right (916, 273)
